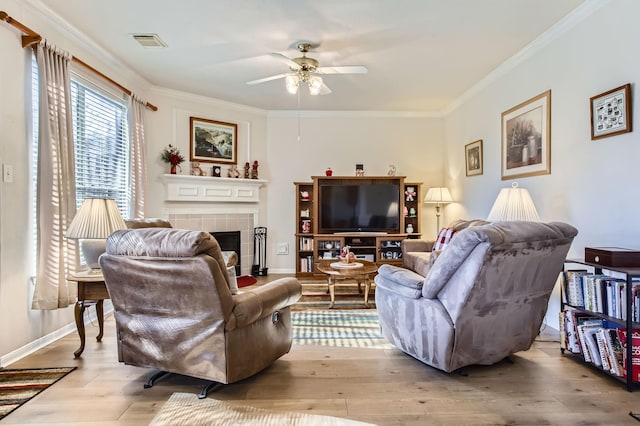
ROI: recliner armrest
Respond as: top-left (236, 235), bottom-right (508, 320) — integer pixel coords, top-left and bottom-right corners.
top-left (229, 277), bottom-right (302, 329)
top-left (374, 264), bottom-right (424, 299)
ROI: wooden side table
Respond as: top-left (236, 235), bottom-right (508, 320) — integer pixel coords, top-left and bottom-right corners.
top-left (67, 273), bottom-right (109, 358)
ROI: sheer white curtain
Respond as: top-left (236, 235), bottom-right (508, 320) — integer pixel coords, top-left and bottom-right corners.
top-left (129, 95), bottom-right (147, 218)
top-left (31, 41), bottom-right (80, 310)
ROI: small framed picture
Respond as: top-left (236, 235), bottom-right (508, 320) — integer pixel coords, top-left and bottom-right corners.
top-left (190, 116), bottom-right (238, 164)
top-left (464, 139), bottom-right (483, 176)
top-left (590, 83), bottom-right (632, 140)
top-left (212, 165), bottom-right (222, 177)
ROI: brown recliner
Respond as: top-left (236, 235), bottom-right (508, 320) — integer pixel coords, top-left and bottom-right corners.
top-left (99, 228), bottom-right (301, 398)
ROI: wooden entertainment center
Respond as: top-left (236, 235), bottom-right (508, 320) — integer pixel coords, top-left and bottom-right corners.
top-left (294, 176), bottom-right (422, 278)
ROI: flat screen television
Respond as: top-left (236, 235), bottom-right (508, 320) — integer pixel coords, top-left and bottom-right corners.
top-left (318, 183), bottom-right (401, 233)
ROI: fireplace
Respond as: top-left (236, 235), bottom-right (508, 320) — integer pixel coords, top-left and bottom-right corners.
top-left (162, 174), bottom-right (267, 276)
top-left (211, 231), bottom-right (241, 275)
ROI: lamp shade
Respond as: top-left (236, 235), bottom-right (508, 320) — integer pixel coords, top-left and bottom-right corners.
top-left (66, 198), bottom-right (127, 239)
top-left (486, 182), bottom-right (540, 222)
top-left (423, 187), bottom-right (453, 204)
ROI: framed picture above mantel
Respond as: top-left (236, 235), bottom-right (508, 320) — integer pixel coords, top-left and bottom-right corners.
top-left (501, 90), bottom-right (551, 180)
top-left (189, 116), bottom-right (238, 164)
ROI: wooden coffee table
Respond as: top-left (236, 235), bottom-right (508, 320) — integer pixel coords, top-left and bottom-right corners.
top-left (315, 259), bottom-right (378, 308)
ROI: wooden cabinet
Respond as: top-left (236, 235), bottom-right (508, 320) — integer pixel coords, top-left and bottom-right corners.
top-left (561, 259), bottom-right (640, 391)
top-left (294, 177), bottom-right (422, 277)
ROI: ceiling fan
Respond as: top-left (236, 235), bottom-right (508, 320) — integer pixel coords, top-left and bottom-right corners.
top-left (246, 43), bottom-right (368, 95)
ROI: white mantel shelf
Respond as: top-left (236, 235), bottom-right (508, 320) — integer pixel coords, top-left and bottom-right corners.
top-left (162, 174), bottom-right (267, 203)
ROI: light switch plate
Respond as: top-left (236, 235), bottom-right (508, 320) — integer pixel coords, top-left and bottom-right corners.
top-left (3, 164), bottom-right (13, 183)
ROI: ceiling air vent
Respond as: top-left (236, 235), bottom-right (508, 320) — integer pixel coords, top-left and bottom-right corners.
top-left (132, 34), bottom-right (167, 48)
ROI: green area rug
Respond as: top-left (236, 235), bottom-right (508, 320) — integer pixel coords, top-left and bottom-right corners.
top-left (292, 309), bottom-right (392, 349)
top-left (0, 367), bottom-right (76, 419)
top-left (150, 392), bottom-right (375, 425)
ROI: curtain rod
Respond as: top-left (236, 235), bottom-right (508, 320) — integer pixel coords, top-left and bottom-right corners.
top-left (0, 10), bottom-right (158, 112)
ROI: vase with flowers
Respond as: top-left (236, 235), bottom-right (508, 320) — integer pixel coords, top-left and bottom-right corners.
top-left (161, 144), bottom-right (185, 174)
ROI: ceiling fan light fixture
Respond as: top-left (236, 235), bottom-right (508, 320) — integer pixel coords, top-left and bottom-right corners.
top-left (285, 75), bottom-right (299, 94)
top-left (308, 76), bottom-right (323, 95)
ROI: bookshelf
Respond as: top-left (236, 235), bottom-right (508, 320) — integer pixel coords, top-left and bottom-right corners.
top-left (294, 178), bottom-right (422, 277)
top-left (561, 259), bottom-right (640, 391)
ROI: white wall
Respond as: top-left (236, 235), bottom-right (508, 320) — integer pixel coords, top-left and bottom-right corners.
top-left (265, 112), bottom-right (444, 273)
top-left (443, 0), bottom-right (640, 329)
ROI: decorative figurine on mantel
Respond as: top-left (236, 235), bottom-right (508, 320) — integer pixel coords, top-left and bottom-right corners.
top-left (190, 161), bottom-right (205, 176)
top-left (227, 165), bottom-right (240, 178)
top-left (388, 164), bottom-right (396, 176)
top-left (243, 162), bottom-right (250, 179)
top-left (251, 160), bottom-right (259, 179)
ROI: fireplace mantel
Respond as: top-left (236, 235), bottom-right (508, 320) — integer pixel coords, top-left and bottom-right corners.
top-left (162, 174), bottom-right (267, 203)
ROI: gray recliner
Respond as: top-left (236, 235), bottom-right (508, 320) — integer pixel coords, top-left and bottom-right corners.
top-left (374, 221), bottom-right (577, 373)
top-left (99, 228), bottom-right (301, 397)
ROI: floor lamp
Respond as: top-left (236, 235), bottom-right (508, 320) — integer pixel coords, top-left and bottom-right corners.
top-left (423, 187), bottom-right (453, 231)
top-left (66, 198), bottom-right (127, 274)
top-left (486, 182), bottom-right (540, 222)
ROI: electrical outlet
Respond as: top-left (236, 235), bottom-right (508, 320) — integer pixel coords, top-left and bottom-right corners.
top-left (276, 242), bottom-right (289, 255)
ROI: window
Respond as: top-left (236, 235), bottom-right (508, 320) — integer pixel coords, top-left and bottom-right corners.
top-left (31, 57), bottom-right (131, 215)
top-left (71, 76), bottom-right (130, 212)
top-left (31, 57), bottom-right (131, 271)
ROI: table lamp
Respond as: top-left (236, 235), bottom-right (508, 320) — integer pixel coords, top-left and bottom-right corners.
top-left (486, 182), bottom-right (540, 222)
top-left (66, 198), bottom-right (127, 273)
top-left (423, 187), bottom-right (453, 231)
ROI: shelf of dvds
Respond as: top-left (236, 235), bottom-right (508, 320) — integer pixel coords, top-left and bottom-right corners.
top-left (561, 259), bottom-right (640, 391)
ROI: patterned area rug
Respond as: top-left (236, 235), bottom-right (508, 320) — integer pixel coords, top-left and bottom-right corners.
top-left (295, 280), bottom-right (376, 310)
top-left (292, 309), bottom-right (392, 349)
top-left (150, 392), bottom-right (375, 425)
top-left (0, 367), bottom-right (76, 420)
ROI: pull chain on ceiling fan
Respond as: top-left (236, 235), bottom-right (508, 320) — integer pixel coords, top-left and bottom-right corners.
top-left (246, 42), bottom-right (368, 95)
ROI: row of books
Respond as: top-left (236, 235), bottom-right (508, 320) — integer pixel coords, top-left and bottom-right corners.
top-left (561, 308), bottom-right (640, 381)
top-left (563, 270), bottom-right (640, 321)
top-left (299, 256), bottom-right (314, 272)
top-left (299, 237), bottom-right (314, 251)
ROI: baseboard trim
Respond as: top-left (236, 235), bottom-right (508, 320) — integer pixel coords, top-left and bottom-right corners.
top-left (0, 305), bottom-right (114, 368)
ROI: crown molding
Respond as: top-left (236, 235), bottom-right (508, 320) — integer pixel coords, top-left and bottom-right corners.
top-left (150, 86), bottom-right (268, 116)
top-left (441, 0), bottom-right (610, 116)
top-left (267, 110), bottom-right (441, 119)
top-left (23, 0), bottom-right (152, 92)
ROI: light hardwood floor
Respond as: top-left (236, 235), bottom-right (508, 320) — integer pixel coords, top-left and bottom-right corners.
top-left (2, 276), bottom-right (640, 425)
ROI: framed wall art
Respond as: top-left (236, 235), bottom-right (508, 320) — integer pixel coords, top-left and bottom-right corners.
top-left (590, 83), bottom-right (632, 140)
top-left (501, 90), bottom-right (551, 180)
top-left (190, 117), bottom-right (238, 164)
top-left (464, 139), bottom-right (483, 176)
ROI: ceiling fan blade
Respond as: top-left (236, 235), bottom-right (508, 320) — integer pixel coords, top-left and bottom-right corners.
top-left (246, 73), bottom-right (289, 85)
top-left (269, 52), bottom-right (300, 69)
top-left (319, 82), bottom-right (332, 95)
top-left (316, 65), bottom-right (368, 75)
